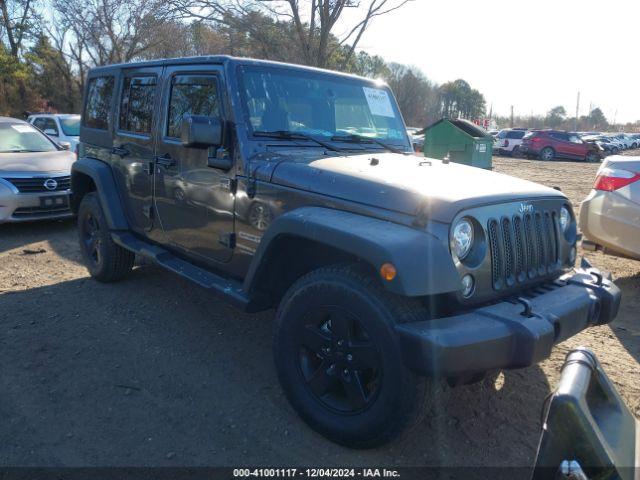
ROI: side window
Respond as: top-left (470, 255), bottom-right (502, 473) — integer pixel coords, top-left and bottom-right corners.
top-left (166, 75), bottom-right (221, 139)
top-left (119, 76), bottom-right (157, 135)
top-left (506, 131), bottom-right (520, 139)
top-left (43, 118), bottom-right (58, 134)
top-left (551, 132), bottom-right (568, 141)
top-left (84, 76), bottom-right (115, 130)
top-left (32, 118), bottom-right (46, 130)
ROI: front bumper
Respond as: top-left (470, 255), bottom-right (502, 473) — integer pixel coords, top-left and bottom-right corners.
top-left (396, 268), bottom-right (620, 377)
top-left (519, 144), bottom-right (539, 156)
top-left (0, 182), bottom-right (73, 223)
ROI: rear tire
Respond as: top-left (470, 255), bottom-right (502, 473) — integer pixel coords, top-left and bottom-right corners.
top-left (511, 146), bottom-right (521, 158)
top-left (78, 192), bottom-right (135, 282)
top-left (539, 147), bottom-right (555, 161)
top-left (273, 264), bottom-right (430, 448)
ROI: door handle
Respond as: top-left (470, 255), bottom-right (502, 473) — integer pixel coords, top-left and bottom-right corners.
top-left (155, 153), bottom-right (175, 168)
top-left (111, 146), bottom-right (130, 157)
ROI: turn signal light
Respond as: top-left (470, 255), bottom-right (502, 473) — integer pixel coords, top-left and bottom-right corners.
top-left (380, 263), bottom-right (397, 281)
top-left (594, 167), bottom-right (640, 191)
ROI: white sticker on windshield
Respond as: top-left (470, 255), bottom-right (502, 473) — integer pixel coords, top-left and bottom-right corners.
top-left (363, 87), bottom-right (395, 118)
top-left (11, 124), bottom-right (36, 133)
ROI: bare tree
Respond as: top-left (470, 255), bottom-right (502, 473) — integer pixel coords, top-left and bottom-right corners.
top-left (164, 0), bottom-right (412, 68)
top-left (45, 0), bottom-right (179, 96)
top-left (0, 0), bottom-right (37, 57)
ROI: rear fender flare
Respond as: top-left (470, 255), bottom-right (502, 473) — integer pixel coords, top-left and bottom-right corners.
top-left (71, 158), bottom-right (129, 230)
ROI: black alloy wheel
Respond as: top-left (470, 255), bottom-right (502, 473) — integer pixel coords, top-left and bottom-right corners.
top-left (297, 306), bottom-right (381, 414)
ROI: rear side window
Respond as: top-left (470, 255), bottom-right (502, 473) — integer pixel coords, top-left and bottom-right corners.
top-left (166, 75), bottom-right (221, 139)
top-left (550, 132), bottom-right (569, 141)
top-left (119, 76), bottom-right (157, 135)
top-left (506, 131), bottom-right (525, 139)
top-left (84, 76), bottom-right (115, 130)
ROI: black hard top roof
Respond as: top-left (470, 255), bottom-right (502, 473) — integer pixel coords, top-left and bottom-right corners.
top-left (88, 55), bottom-right (379, 84)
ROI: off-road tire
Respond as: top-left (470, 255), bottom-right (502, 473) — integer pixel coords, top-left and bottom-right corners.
top-left (585, 152), bottom-right (600, 163)
top-left (77, 192), bottom-right (134, 282)
top-left (540, 147), bottom-right (555, 161)
top-left (273, 263), bottom-right (431, 448)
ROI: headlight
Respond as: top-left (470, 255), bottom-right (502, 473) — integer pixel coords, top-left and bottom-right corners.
top-left (559, 206), bottom-right (571, 232)
top-left (451, 219), bottom-right (474, 260)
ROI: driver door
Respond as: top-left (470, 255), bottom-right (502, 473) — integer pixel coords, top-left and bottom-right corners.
top-left (153, 64), bottom-right (235, 265)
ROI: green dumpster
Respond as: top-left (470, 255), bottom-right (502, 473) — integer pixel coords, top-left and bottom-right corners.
top-left (422, 118), bottom-right (493, 169)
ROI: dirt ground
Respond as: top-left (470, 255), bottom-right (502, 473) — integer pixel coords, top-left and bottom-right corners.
top-left (1, 154), bottom-right (639, 471)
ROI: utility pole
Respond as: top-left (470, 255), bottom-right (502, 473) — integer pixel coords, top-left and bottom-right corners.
top-left (574, 91), bottom-right (580, 131)
top-left (510, 105), bottom-right (514, 128)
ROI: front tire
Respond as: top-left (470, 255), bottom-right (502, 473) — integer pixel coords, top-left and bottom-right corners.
top-left (273, 264), bottom-right (430, 448)
top-left (78, 192), bottom-right (135, 282)
top-left (586, 151), bottom-right (600, 163)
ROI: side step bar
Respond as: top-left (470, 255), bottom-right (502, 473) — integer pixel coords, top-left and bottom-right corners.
top-left (111, 231), bottom-right (251, 311)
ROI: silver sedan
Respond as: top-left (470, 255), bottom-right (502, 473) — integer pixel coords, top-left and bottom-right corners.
top-left (579, 155), bottom-right (640, 259)
top-left (0, 117), bottom-right (76, 223)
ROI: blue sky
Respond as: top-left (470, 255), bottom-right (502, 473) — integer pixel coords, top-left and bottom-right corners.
top-left (341, 0), bottom-right (640, 123)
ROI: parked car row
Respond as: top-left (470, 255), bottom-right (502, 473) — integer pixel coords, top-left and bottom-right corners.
top-left (579, 132), bottom-right (640, 155)
top-left (492, 129), bottom-right (603, 162)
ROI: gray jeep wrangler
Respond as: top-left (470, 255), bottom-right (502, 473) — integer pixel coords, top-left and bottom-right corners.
top-left (71, 56), bottom-right (620, 448)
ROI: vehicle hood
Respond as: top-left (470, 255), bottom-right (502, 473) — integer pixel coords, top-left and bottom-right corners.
top-left (0, 150), bottom-right (75, 174)
top-left (269, 152), bottom-right (566, 222)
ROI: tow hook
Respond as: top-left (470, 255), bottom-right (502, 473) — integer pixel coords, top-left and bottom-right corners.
top-left (516, 297), bottom-right (536, 317)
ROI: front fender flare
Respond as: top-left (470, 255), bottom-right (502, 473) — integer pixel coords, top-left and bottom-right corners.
top-left (71, 158), bottom-right (129, 230)
top-left (243, 207), bottom-right (460, 297)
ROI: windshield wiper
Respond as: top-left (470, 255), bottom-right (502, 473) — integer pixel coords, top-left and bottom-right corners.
top-left (330, 133), bottom-right (406, 155)
top-left (253, 130), bottom-right (341, 152)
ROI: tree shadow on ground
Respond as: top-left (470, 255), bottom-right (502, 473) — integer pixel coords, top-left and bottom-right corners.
top-left (0, 218), bottom-right (80, 264)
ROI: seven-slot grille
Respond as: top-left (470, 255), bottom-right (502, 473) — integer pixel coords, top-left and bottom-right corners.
top-left (3, 175), bottom-right (71, 193)
top-left (487, 211), bottom-right (560, 290)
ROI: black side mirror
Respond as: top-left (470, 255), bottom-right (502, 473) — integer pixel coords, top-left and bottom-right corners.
top-left (181, 114), bottom-right (222, 148)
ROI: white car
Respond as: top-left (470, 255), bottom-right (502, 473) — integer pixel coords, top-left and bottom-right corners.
top-left (605, 135), bottom-right (626, 150)
top-left (27, 114), bottom-right (80, 152)
top-left (493, 129), bottom-right (527, 156)
top-left (609, 133), bottom-right (633, 149)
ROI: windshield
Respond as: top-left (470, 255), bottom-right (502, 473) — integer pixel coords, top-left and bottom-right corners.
top-left (239, 66), bottom-right (409, 146)
top-left (0, 123), bottom-right (57, 153)
top-left (59, 116), bottom-right (80, 136)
